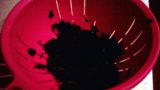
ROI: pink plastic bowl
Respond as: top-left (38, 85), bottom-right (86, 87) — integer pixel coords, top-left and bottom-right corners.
top-left (1, 0), bottom-right (160, 90)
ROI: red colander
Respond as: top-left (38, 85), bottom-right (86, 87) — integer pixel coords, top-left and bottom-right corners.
top-left (1, 0), bottom-right (160, 90)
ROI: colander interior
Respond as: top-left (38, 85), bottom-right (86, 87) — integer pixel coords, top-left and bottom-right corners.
top-left (1, 0), bottom-right (159, 90)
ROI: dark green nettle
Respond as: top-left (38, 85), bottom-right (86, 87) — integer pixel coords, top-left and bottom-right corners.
top-left (44, 21), bottom-right (124, 90)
